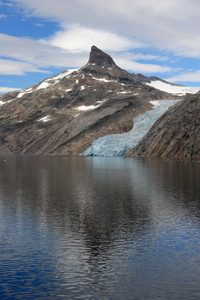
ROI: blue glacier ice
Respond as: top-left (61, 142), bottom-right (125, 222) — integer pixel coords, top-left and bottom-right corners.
top-left (81, 100), bottom-right (180, 157)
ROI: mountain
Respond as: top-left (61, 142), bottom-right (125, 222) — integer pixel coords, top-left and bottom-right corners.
top-left (126, 92), bottom-right (200, 159)
top-left (0, 46), bottom-right (182, 155)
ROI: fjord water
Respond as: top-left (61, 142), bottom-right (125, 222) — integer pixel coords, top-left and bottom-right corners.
top-left (0, 156), bottom-right (200, 299)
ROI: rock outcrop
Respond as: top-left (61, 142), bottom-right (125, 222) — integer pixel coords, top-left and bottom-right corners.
top-left (0, 46), bottom-right (180, 155)
top-left (126, 93), bottom-right (200, 159)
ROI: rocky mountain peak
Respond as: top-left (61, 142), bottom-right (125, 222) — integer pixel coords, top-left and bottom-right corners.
top-left (88, 45), bottom-right (116, 66)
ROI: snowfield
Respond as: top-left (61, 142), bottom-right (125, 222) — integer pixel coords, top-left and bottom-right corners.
top-left (146, 80), bottom-right (199, 96)
top-left (81, 100), bottom-right (180, 157)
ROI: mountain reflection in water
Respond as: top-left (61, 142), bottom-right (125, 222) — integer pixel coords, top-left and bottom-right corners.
top-left (0, 156), bottom-right (200, 299)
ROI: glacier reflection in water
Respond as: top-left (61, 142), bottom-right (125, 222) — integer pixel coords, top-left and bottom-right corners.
top-left (82, 100), bottom-right (180, 156)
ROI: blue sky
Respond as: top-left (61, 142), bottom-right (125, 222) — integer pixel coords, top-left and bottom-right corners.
top-left (0, 0), bottom-right (200, 94)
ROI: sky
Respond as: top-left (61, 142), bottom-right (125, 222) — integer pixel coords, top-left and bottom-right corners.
top-left (0, 0), bottom-right (200, 94)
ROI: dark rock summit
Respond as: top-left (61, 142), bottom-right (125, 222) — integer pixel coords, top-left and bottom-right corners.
top-left (0, 46), bottom-right (180, 156)
top-left (88, 45), bottom-right (116, 66)
top-left (127, 93), bottom-right (200, 159)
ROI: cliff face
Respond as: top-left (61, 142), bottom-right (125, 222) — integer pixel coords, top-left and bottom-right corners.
top-left (127, 93), bottom-right (200, 159)
top-left (0, 46), bottom-right (179, 156)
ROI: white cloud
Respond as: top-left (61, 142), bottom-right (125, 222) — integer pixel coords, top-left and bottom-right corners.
top-left (115, 52), bottom-right (169, 62)
top-left (43, 25), bottom-right (143, 52)
top-left (0, 58), bottom-right (48, 75)
top-left (0, 1), bottom-right (13, 6)
top-left (114, 57), bottom-right (172, 74)
top-left (11, 0), bottom-right (200, 58)
top-left (0, 14), bottom-right (6, 19)
top-left (0, 33), bottom-right (44, 63)
top-left (34, 23), bottom-right (45, 27)
top-left (167, 70), bottom-right (200, 83)
top-left (0, 87), bottom-right (20, 93)
top-left (0, 33), bottom-right (88, 70)
top-left (0, 32), bottom-right (173, 76)
top-left (1, 0), bottom-right (200, 83)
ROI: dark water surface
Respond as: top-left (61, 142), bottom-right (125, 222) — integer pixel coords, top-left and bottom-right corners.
top-left (0, 156), bottom-right (200, 299)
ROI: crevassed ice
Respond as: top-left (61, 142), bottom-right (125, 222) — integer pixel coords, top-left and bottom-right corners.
top-left (81, 100), bottom-right (180, 157)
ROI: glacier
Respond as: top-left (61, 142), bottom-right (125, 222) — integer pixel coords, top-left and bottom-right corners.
top-left (81, 100), bottom-right (180, 157)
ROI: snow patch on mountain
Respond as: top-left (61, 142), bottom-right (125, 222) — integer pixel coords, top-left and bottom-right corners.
top-left (146, 80), bottom-right (199, 96)
top-left (17, 92), bottom-right (26, 98)
top-left (37, 69), bottom-right (79, 90)
top-left (0, 100), bottom-right (13, 106)
top-left (119, 91), bottom-right (131, 94)
top-left (38, 115), bottom-right (52, 122)
top-left (81, 100), bottom-right (180, 157)
top-left (25, 88), bottom-right (33, 93)
top-left (50, 69), bottom-right (78, 81)
top-left (36, 82), bottom-right (50, 90)
top-left (75, 104), bottom-right (99, 111)
top-left (90, 76), bottom-right (118, 83)
top-left (16, 69), bottom-right (79, 97)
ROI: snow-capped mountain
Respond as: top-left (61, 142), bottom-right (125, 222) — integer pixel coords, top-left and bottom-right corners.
top-left (0, 46), bottom-right (188, 155)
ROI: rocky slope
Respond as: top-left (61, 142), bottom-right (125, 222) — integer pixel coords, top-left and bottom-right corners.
top-left (0, 46), bottom-right (180, 155)
top-left (126, 92), bottom-right (200, 159)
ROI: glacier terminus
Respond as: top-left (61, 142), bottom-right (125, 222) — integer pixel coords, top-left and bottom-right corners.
top-left (81, 100), bottom-right (180, 157)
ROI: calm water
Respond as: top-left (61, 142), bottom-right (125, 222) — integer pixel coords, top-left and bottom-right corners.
top-left (0, 156), bottom-right (200, 299)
